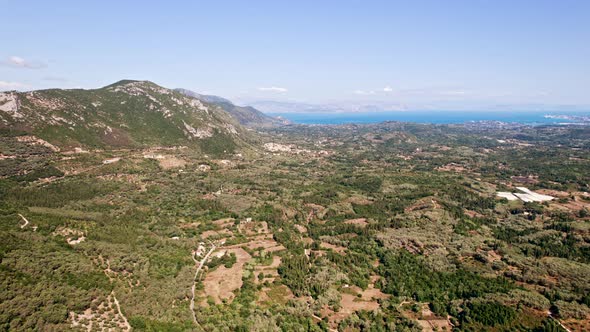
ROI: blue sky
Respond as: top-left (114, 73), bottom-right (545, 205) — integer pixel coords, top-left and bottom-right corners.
top-left (1, 1), bottom-right (589, 109)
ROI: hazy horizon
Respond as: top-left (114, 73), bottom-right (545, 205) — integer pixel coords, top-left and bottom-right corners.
top-left (2, 1), bottom-right (589, 110)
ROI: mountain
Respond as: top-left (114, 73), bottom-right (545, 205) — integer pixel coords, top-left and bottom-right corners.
top-left (0, 80), bottom-right (249, 154)
top-left (175, 88), bottom-right (287, 127)
top-left (174, 89), bottom-right (233, 105)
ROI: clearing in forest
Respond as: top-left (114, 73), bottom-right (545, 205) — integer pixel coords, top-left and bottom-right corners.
top-left (344, 218), bottom-right (368, 227)
top-left (202, 247), bottom-right (251, 305)
top-left (320, 242), bottom-right (347, 253)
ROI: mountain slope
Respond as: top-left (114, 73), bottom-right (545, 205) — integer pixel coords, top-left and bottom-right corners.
top-left (0, 80), bottom-right (249, 153)
top-left (175, 88), bottom-right (287, 127)
top-left (174, 89), bottom-right (233, 105)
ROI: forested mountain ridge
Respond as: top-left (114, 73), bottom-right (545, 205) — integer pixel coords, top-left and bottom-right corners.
top-left (175, 88), bottom-right (287, 127)
top-left (0, 80), bottom-right (250, 152)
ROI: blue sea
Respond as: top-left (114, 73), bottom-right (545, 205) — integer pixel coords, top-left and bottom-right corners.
top-left (268, 111), bottom-right (590, 125)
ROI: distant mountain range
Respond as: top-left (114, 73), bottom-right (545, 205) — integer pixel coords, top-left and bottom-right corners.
top-left (175, 89), bottom-right (287, 127)
top-left (242, 100), bottom-right (407, 114)
top-left (0, 80), bottom-right (262, 154)
top-left (238, 99), bottom-right (590, 114)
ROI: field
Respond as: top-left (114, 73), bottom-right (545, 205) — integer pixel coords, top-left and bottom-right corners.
top-left (201, 248), bottom-right (251, 305)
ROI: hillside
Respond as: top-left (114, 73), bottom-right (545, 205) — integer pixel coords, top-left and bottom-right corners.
top-left (175, 88), bottom-right (287, 127)
top-left (0, 80), bottom-right (249, 154)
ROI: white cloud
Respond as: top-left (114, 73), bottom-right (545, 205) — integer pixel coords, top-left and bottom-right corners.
top-left (383, 86), bottom-right (393, 92)
top-left (0, 81), bottom-right (28, 90)
top-left (353, 90), bottom-right (375, 95)
top-left (3, 55), bottom-right (46, 69)
top-left (258, 87), bottom-right (288, 93)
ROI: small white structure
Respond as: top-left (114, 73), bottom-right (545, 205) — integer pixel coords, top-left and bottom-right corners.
top-left (514, 187), bottom-right (554, 202)
top-left (195, 243), bottom-right (206, 257)
top-left (497, 187), bottom-right (554, 203)
top-left (497, 192), bottom-right (519, 201)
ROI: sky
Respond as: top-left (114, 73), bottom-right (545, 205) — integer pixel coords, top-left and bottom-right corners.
top-left (1, 0), bottom-right (589, 110)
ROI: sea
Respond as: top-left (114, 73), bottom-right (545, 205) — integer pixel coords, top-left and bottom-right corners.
top-left (267, 110), bottom-right (590, 126)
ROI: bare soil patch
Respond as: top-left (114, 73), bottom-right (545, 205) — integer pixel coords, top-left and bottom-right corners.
top-left (320, 242), bottom-right (346, 253)
top-left (548, 193), bottom-right (590, 213)
top-left (464, 209), bottom-right (484, 218)
top-left (562, 318), bottom-right (590, 332)
top-left (213, 218), bottom-right (235, 228)
top-left (486, 250), bottom-right (503, 262)
top-left (344, 218), bottom-right (368, 227)
top-left (405, 197), bottom-right (441, 212)
top-left (400, 303), bottom-right (453, 332)
top-left (325, 292), bottom-right (381, 326)
top-left (254, 255), bottom-right (281, 284)
top-left (238, 220), bottom-right (269, 236)
top-left (158, 156), bottom-right (186, 169)
top-left (202, 248), bottom-right (251, 305)
top-left (201, 229), bottom-right (232, 240)
top-left (229, 238), bottom-right (286, 254)
top-left (302, 237), bottom-right (314, 245)
top-left (294, 224), bottom-right (307, 233)
top-left (536, 189), bottom-right (570, 197)
top-left (437, 163), bottom-right (467, 172)
top-left (511, 175), bottom-right (539, 184)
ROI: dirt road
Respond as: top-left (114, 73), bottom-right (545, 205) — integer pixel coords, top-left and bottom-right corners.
top-left (18, 214), bottom-right (29, 229)
top-left (190, 244), bottom-right (216, 327)
top-left (112, 292), bottom-right (131, 331)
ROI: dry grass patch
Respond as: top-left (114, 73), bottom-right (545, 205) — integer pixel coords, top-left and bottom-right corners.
top-left (158, 156), bottom-right (187, 169)
top-left (212, 218), bottom-right (235, 228)
top-left (325, 291), bottom-right (381, 327)
top-left (320, 242), bottom-right (346, 253)
top-left (254, 255), bottom-right (281, 284)
top-left (228, 237), bottom-right (286, 254)
top-left (202, 248), bottom-right (251, 305)
top-left (257, 284), bottom-right (294, 306)
top-left (294, 224), bottom-right (307, 233)
top-left (404, 196), bottom-right (442, 212)
top-left (238, 220), bottom-right (269, 236)
top-left (201, 229), bottom-right (233, 240)
top-left (344, 218), bottom-right (368, 227)
top-left (437, 163), bottom-right (467, 172)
